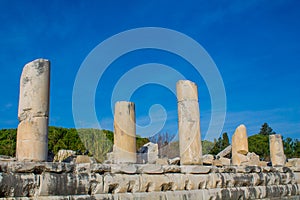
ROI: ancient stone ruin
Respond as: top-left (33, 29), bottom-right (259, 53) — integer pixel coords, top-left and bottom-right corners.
top-left (0, 59), bottom-right (299, 199)
top-left (270, 134), bottom-right (286, 166)
top-left (177, 80), bottom-right (202, 165)
top-left (231, 124), bottom-right (249, 166)
top-left (113, 101), bottom-right (137, 164)
top-left (16, 59), bottom-right (50, 162)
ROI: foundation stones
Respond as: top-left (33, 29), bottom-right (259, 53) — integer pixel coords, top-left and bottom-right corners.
top-left (176, 80), bottom-right (202, 165)
top-left (113, 101), bottom-right (137, 163)
top-left (270, 134), bottom-right (286, 166)
top-left (16, 59), bottom-right (50, 162)
top-left (202, 154), bottom-right (214, 165)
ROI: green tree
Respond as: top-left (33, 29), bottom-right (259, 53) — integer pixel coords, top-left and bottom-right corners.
top-left (48, 126), bottom-right (86, 155)
top-left (259, 123), bottom-right (275, 135)
top-left (77, 128), bottom-right (113, 162)
top-left (136, 135), bottom-right (150, 150)
top-left (293, 139), bottom-right (300, 157)
top-left (221, 132), bottom-right (230, 149)
top-left (283, 137), bottom-right (295, 159)
top-left (0, 128), bottom-right (17, 156)
top-left (202, 140), bottom-right (214, 155)
top-left (248, 134), bottom-right (270, 161)
top-left (209, 132), bottom-right (230, 155)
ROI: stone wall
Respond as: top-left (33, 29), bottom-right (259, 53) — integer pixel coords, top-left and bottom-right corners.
top-left (0, 161), bottom-right (299, 199)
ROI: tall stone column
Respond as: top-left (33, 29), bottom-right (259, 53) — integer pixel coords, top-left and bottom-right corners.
top-left (176, 80), bottom-right (202, 165)
top-left (16, 59), bottom-right (50, 161)
top-left (113, 101), bottom-right (136, 163)
top-left (231, 124), bottom-right (249, 165)
top-left (270, 134), bottom-right (286, 166)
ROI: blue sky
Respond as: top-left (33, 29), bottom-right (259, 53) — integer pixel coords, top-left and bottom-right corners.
top-left (0, 0), bottom-right (299, 141)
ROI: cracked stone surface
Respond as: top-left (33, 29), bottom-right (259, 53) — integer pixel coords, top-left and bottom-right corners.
top-left (16, 59), bottom-right (50, 162)
top-left (176, 80), bottom-right (202, 165)
top-left (113, 101), bottom-right (136, 164)
top-left (0, 161), bottom-right (299, 198)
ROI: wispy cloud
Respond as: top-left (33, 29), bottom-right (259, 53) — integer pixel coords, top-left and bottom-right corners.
top-left (0, 119), bottom-right (17, 127)
top-left (1, 103), bottom-right (13, 111)
top-left (5, 103), bottom-right (12, 109)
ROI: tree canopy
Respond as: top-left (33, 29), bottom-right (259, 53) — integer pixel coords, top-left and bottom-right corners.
top-left (209, 132), bottom-right (230, 155)
top-left (259, 123), bottom-right (276, 135)
top-left (0, 123), bottom-right (299, 161)
top-left (0, 126), bottom-right (149, 162)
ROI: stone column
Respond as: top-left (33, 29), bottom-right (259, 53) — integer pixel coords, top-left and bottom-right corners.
top-left (269, 134), bottom-right (286, 166)
top-left (231, 124), bottom-right (248, 165)
top-left (176, 80), bottom-right (202, 165)
top-left (16, 59), bottom-right (50, 161)
top-left (113, 101), bottom-right (136, 163)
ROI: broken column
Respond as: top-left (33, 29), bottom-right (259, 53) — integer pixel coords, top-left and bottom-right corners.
top-left (176, 80), bottom-right (202, 165)
top-left (113, 101), bottom-right (136, 163)
top-left (16, 59), bottom-right (50, 161)
top-left (269, 134), bottom-right (286, 166)
top-left (231, 124), bottom-right (248, 165)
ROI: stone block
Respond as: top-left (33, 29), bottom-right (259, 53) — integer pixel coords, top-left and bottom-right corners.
top-left (294, 172), bottom-right (300, 184)
top-left (75, 163), bottom-right (91, 174)
top-left (231, 125), bottom-right (248, 166)
top-left (90, 164), bottom-right (111, 173)
top-left (137, 164), bottom-right (163, 174)
top-left (39, 173), bottom-right (89, 196)
top-left (53, 150), bottom-right (76, 162)
top-left (186, 174), bottom-right (209, 190)
top-left (110, 164), bottom-right (137, 174)
top-left (287, 158), bottom-right (300, 167)
top-left (165, 174), bottom-right (188, 191)
top-left (0, 173), bottom-right (39, 197)
top-left (44, 162), bottom-right (64, 173)
top-left (140, 174), bottom-right (170, 192)
top-left (269, 134), bottom-right (286, 166)
top-left (168, 157), bottom-right (180, 165)
top-left (180, 165), bottom-right (212, 174)
top-left (16, 117), bottom-right (49, 161)
top-left (75, 155), bottom-right (94, 164)
top-left (103, 174), bottom-right (139, 193)
top-left (155, 158), bottom-right (168, 165)
top-left (7, 161), bottom-right (45, 173)
top-left (89, 173), bottom-right (103, 194)
top-left (137, 142), bottom-right (158, 164)
top-left (218, 157), bottom-right (230, 166)
top-left (216, 145), bottom-right (232, 158)
top-left (212, 159), bottom-right (223, 167)
top-left (202, 154), bottom-right (214, 165)
top-left (113, 101), bottom-right (136, 164)
top-left (162, 165), bottom-right (181, 173)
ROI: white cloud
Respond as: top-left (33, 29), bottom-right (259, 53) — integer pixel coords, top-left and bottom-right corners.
top-left (1, 103), bottom-right (13, 111)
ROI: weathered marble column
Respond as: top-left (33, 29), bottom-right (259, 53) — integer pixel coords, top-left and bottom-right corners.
top-left (16, 59), bottom-right (50, 161)
top-left (231, 124), bottom-right (248, 165)
top-left (113, 101), bottom-right (136, 163)
top-left (176, 80), bottom-right (202, 165)
top-left (270, 134), bottom-right (286, 166)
